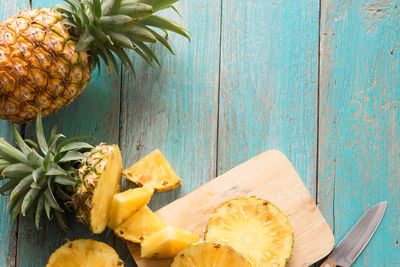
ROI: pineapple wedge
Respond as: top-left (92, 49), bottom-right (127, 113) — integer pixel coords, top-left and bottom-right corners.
top-left (206, 197), bottom-right (294, 267)
top-left (46, 239), bottom-right (123, 267)
top-left (171, 241), bottom-right (252, 267)
top-left (109, 186), bottom-right (154, 229)
top-left (73, 144), bottom-right (123, 234)
top-left (123, 149), bottom-right (182, 192)
top-left (141, 225), bottom-right (200, 259)
top-left (115, 205), bottom-right (166, 244)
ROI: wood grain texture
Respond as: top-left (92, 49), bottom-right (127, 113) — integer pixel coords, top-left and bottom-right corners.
top-left (318, 0), bottom-right (400, 265)
top-left (116, 0), bottom-right (221, 265)
top-left (130, 151), bottom-right (334, 267)
top-left (0, 122), bottom-right (18, 267)
top-left (15, 1), bottom-right (121, 266)
top-left (0, 2), bottom-right (29, 267)
top-left (217, 0), bottom-right (320, 198)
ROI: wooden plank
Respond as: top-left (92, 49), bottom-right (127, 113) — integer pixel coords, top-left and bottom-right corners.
top-left (318, 0), bottom-right (400, 265)
top-left (0, 122), bottom-right (18, 267)
top-left (218, 1), bottom-right (320, 195)
top-left (0, 2), bottom-right (29, 266)
top-left (16, 0), bottom-right (121, 266)
top-left (116, 0), bottom-right (221, 264)
top-left (131, 150), bottom-right (334, 267)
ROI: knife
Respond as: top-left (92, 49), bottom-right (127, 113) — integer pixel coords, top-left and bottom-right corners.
top-left (320, 201), bottom-right (387, 267)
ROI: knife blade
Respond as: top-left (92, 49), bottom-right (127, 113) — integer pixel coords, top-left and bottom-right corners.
top-left (320, 201), bottom-right (387, 267)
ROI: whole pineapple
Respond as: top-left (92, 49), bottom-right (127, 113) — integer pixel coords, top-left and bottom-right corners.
top-left (0, 0), bottom-right (188, 122)
top-left (0, 112), bottom-right (123, 233)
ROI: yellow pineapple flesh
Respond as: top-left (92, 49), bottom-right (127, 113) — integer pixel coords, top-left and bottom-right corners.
top-left (205, 197), bottom-right (293, 267)
top-left (46, 239), bottom-right (123, 267)
top-left (123, 149), bottom-right (181, 192)
top-left (72, 144), bottom-right (123, 234)
top-left (115, 205), bottom-right (166, 244)
top-left (109, 185), bottom-right (154, 229)
top-left (140, 225), bottom-right (200, 259)
top-left (0, 8), bottom-right (91, 122)
top-left (171, 241), bottom-right (252, 267)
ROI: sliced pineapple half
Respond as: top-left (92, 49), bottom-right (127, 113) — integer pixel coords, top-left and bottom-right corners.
top-left (108, 186), bottom-right (154, 229)
top-left (205, 197), bottom-right (293, 267)
top-left (123, 149), bottom-right (182, 192)
top-left (46, 239), bottom-right (123, 267)
top-left (141, 225), bottom-right (200, 259)
top-left (171, 241), bottom-right (252, 267)
top-left (72, 144), bottom-right (123, 234)
top-left (115, 205), bottom-right (166, 244)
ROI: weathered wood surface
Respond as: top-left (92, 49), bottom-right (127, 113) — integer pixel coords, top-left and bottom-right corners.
top-left (0, 0), bottom-right (399, 265)
top-left (318, 0), bottom-right (400, 265)
top-left (116, 0), bottom-right (221, 264)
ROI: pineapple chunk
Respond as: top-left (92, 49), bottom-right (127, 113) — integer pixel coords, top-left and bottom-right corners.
top-left (141, 225), bottom-right (200, 259)
top-left (205, 197), bottom-right (294, 267)
top-left (114, 205), bottom-right (166, 244)
top-left (46, 239), bottom-right (123, 267)
top-left (123, 149), bottom-right (181, 192)
top-left (171, 241), bottom-right (251, 267)
top-left (109, 186), bottom-right (154, 229)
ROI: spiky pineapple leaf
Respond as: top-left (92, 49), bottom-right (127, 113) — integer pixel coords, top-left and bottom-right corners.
top-left (58, 0), bottom-right (188, 74)
top-left (35, 195), bottom-right (45, 229)
top-left (13, 125), bottom-right (31, 155)
top-left (141, 15), bottom-right (190, 39)
top-left (0, 179), bottom-right (20, 195)
top-left (54, 175), bottom-right (76, 186)
top-left (59, 151), bottom-right (87, 162)
top-left (36, 112), bottom-right (49, 155)
top-left (2, 163), bottom-right (33, 178)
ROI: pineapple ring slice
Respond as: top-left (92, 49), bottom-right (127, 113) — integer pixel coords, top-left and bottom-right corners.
top-left (123, 149), bottom-right (181, 192)
top-left (205, 197), bottom-right (294, 267)
top-left (171, 241), bottom-right (252, 267)
top-left (46, 239), bottom-right (123, 267)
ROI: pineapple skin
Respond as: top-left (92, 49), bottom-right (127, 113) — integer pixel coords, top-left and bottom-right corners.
top-left (171, 241), bottom-right (252, 267)
top-left (72, 144), bottom-right (123, 234)
top-left (46, 239), bottom-right (123, 267)
top-left (0, 8), bottom-right (91, 122)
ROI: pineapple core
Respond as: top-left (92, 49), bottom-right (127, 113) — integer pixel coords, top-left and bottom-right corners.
top-left (108, 186), bottom-right (154, 229)
top-left (141, 225), bottom-right (200, 259)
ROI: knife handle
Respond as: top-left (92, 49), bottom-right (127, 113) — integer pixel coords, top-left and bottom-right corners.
top-left (320, 257), bottom-right (337, 267)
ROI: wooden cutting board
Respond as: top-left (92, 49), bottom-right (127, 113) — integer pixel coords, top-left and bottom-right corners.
top-left (129, 150), bottom-right (334, 267)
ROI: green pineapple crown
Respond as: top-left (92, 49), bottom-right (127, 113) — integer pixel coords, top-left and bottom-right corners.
top-left (57, 0), bottom-right (190, 74)
top-left (0, 112), bottom-right (93, 231)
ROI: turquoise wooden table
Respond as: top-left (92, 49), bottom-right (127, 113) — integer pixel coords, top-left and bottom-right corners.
top-left (0, 0), bottom-right (399, 266)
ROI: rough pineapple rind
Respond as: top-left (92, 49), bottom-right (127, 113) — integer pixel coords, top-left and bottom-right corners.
top-left (114, 205), bottom-right (166, 244)
top-left (46, 239), bottom-right (123, 267)
top-left (205, 197), bottom-right (294, 267)
top-left (72, 144), bottom-right (123, 234)
top-left (108, 185), bottom-right (154, 229)
top-left (171, 241), bottom-right (252, 267)
top-left (123, 149), bottom-right (182, 192)
top-left (140, 225), bottom-right (201, 259)
top-left (0, 8), bottom-right (91, 122)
